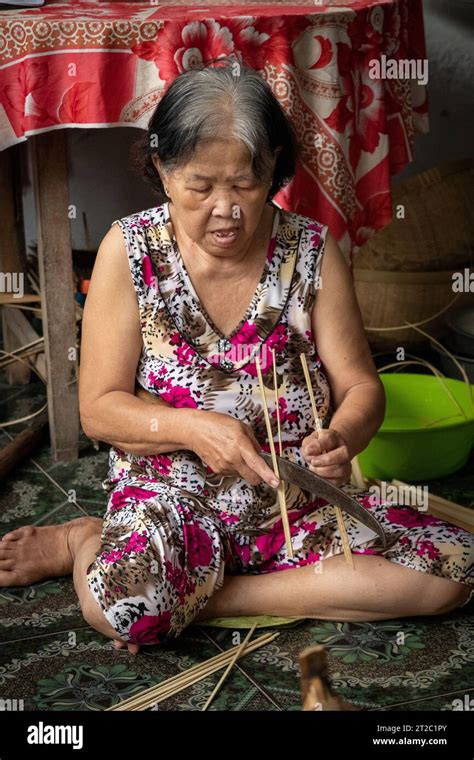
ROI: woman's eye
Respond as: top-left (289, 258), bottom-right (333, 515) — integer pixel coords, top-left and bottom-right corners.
top-left (190, 187), bottom-right (210, 194)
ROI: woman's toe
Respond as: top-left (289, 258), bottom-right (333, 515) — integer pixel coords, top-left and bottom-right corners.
top-left (0, 569), bottom-right (13, 585)
top-left (1, 529), bottom-right (23, 542)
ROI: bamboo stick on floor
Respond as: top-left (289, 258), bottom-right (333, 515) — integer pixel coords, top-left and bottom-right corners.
top-left (202, 623), bottom-right (258, 711)
top-left (299, 353), bottom-right (354, 568)
top-left (107, 630), bottom-right (280, 711)
top-left (256, 355), bottom-right (294, 558)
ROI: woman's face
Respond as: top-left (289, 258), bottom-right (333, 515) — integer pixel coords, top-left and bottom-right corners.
top-left (153, 139), bottom-right (276, 257)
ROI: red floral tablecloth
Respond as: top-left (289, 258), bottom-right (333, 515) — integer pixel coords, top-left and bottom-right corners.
top-left (0, 0), bottom-right (429, 258)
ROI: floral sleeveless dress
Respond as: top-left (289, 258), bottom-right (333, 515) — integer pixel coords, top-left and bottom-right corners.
top-left (86, 201), bottom-right (473, 645)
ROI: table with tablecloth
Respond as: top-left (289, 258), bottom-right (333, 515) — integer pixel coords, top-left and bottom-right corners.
top-left (0, 0), bottom-right (429, 460)
top-left (0, 0), bottom-right (429, 258)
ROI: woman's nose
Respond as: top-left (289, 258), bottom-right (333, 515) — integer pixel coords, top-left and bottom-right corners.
top-left (210, 195), bottom-right (239, 218)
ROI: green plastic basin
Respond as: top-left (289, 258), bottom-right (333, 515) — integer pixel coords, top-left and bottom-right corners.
top-left (358, 373), bottom-right (474, 482)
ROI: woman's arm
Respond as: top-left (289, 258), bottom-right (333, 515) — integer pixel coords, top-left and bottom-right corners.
top-left (78, 224), bottom-right (278, 487)
top-left (79, 224), bottom-right (196, 455)
top-left (301, 230), bottom-right (385, 482)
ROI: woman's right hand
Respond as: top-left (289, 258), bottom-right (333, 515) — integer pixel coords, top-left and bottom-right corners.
top-left (189, 411), bottom-right (280, 488)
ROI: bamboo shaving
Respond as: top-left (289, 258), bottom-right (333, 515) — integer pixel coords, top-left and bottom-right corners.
top-left (0, 402), bottom-right (48, 428)
top-left (0, 346), bottom-right (48, 428)
top-left (377, 359), bottom-right (469, 422)
top-left (403, 322), bottom-right (473, 409)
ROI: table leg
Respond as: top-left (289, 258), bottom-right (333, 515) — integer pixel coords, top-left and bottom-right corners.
top-left (30, 132), bottom-right (79, 461)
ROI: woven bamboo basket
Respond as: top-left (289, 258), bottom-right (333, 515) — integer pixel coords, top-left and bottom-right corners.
top-left (354, 159), bottom-right (474, 351)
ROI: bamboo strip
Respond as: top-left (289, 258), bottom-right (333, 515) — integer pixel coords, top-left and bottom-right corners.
top-left (299, 353), bottom-right (354, 569)
top-left (351, 456), bottom-right (366, 490)
top-left (377, 358), bottom-right (470, 421)
top-left (117, 636), bottom-right (278, 712)
top-left (107, 631), bottom-right (279, 711)
top-left (271, 348), bottom-right (294, 559)
top-left (3, 304), bottom-right (43, 315)
top-left (272, 349), bottom-right (283, 457)
top-left (202, 623), bottom-right (257, 711)
top-left (0, 345), bottom-right (44, 370)
top-left (404, 322), bottom-right (473, 409)
top-left (255, 356), bottom-right (293, 558)
top-left (0, 294), bottom-right (42, 305)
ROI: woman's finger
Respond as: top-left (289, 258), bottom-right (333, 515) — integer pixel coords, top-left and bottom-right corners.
top-left (241, 446), bottom-right (279, 488)
top-left (310, 445), bottom-right (349, 468)
top-left (302, 429), bottom-right (340, 457)
top-left (235, 461), bottom-right (264, 486)
top-left (309, 461), bottom-right (351, 484)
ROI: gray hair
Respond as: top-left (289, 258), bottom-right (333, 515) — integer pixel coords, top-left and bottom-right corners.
top-left (130, 59), bottom-right (299, 200)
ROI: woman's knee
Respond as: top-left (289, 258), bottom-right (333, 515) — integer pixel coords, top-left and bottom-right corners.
top-left (423, 579), bottom-right (471, 616)
top-left (80, 588), bottom-right (121, 638)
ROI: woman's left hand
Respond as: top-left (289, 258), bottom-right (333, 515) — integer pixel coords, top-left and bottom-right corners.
top-left (301, 428), bottom-right (352, 487)
top-left (113, 640), bottom-right (141, 655)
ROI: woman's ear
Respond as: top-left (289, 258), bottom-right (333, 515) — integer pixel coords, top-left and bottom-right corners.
top-left (152, 154), bottom-right (161, 174)
top-left (152, 155), bottom-right (168, 192)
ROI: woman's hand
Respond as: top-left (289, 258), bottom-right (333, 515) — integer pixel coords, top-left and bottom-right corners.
top-left (113, 639), bottom-right (141, 655)
top-left (189, 411), bottom-right (280, 488)
top-left (133, 386), bottom-right (278, 487)
top-left (301, 428), bottom-right (352, 487)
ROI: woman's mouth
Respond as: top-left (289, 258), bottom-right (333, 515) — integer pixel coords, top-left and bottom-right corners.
top-left (211, 228), bottom-right (239, 246)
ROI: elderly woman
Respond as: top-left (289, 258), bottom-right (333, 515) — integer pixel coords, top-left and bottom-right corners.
top-left (1, 63), bottom-right (471, 654)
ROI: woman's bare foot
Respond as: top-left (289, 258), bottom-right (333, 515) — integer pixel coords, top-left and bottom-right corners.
top-left (0, 516), bottom-right (102, 587)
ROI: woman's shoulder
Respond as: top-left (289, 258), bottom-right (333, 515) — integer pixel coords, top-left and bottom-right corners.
top-left (110, 203), bottom-right (167, 233)
top-left (278, 207), bottom-right (326, 229)
top-left (277, 205), bottom-right (328, 250)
